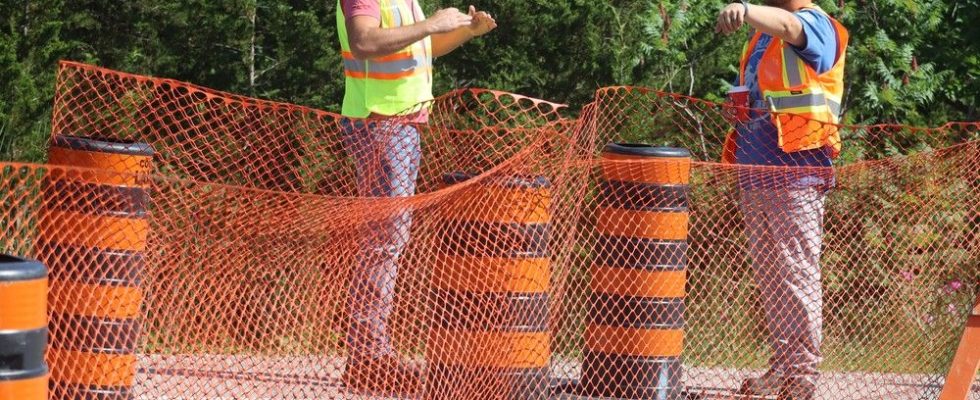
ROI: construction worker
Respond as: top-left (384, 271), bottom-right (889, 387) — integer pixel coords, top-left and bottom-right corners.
top-left (337, 0), bottom-right (496, 395)
top-left (716, 0), bottom-right (848, 399)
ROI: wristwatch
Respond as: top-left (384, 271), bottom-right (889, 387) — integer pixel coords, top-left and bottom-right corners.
top-left (741, 0), bottom-right (749, 17)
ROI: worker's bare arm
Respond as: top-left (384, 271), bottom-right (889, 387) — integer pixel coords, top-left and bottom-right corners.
top-left (346, 7), bottom-right (472, 60)
top-left (716, 3), bottom-right (806, 47)
top-left (431, 6), bottom-right (497, 57)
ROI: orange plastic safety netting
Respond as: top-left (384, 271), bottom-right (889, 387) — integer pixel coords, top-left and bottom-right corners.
top-left (569, 87), bottom-right (980, 400)
top-left (0, 61), bottom-right (975, 400)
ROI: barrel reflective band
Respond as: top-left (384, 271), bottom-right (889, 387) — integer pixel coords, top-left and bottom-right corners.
top-left (590, 268), bottom-right (686, 299)
top-left (0, 256), bottom-right (48, 331)
top-left (599, 149), bottom-right (691, 185)
top-left (585, 325), bottom-right (684, 357)
top-left (46, 349), bottom-right (137, 387)
top-left (0, 376), bottom-right (47, 399)
top-left (433, 257), bottom-right (550, 293)
top-left (439, 174), bottom-right (551, 225)
top-left (47, 136), bottom-right (153, 186)
top-left (596, 208), bottom-right (688, 241)
top-left (428, 329), bottom-right (550, 368)
top-left (49, 280), bottom-right (142, 319)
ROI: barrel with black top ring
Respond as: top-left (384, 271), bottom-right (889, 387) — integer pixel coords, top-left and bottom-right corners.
top-left (581, 144), bottom-right (691, 400)
top-left (0, 255), bottom-right (49, 400)
top-left (38, 135), bottom-right (154, 400)
top-left (426, 172), bottom-right (551, 400)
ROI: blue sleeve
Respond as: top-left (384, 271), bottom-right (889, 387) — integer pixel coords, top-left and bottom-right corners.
top-left (792, 10), bottom-right (839, 74)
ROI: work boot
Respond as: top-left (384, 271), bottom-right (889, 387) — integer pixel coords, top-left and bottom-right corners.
top-left (343, 355), bottom-right (421, 396)
top-left (738, 370), bottom-right (783, 398)
top-left (777, 377), bottom-right (816, 400)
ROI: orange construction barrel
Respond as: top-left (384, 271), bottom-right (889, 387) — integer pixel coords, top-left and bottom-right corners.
top-left (38, 135), bottom-right (153, 400)
top-left (0, 255), bottom-right (49, 400)
top-left (582, 143), bottom-right (690, 400)
top-left (427, 172), bottom-right (551, 400)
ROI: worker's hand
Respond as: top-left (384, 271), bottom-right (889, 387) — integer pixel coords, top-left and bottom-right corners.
top-left (426, 8), bottom-right (473, 34)
top-left (467, 5), bottom-right (497, 37)
top-left (715, 3), bottom-right (746, 35)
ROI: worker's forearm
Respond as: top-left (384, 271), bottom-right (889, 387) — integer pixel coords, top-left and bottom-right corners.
top-left (744, 4), bottom-right (805, 47)
top-left (350, 21), bottom-right (432, 59)
top-left (431, 28), bottom-right (474, 57)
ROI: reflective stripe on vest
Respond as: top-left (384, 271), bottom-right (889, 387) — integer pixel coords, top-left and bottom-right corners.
top-left (342, 51), bottom-right (431, 80)
top-left (773, 95), bottom-right (842, 118)
top-left (781, 46), bottom-right (806, 88)
top-left (737, 5), bottom-right (849, 156)
top-left (766, 90), bottom-right (841, 118)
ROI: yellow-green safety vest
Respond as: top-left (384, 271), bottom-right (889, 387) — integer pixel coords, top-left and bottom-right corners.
top-left (336, 0), bottom-right (433, 117)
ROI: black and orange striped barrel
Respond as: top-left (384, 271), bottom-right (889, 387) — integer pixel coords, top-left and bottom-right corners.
top-left (38, 135), bottom-right (153, 400)
top-left (426, 172), bottom-right (551, 400)
top-left (582, 143), bottom-right (690, 400)
top-left (0, 255), bottom-right (49, 400)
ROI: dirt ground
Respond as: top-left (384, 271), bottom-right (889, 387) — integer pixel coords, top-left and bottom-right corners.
top-left (131, 354), bottom-right (977, 400)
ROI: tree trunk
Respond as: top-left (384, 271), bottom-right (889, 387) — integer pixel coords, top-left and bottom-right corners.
top-left (23, 0), bottom-right (30, 36)
top-left (248, 2), bottom-right (257, 91)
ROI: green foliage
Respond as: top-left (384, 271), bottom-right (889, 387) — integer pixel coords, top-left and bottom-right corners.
top-left (1, 0), bottom-right (344, 163)
top-left (426, 0), bottom-right (740, 106)
top-left (0, 0), bottom-right (978, 161)
top-left (830, 0), bottom-right (978, 126)
top-left (1, 0), bottom-right (71, 161)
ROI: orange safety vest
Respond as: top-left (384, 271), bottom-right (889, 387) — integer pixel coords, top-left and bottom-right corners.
top-left (721, 6), bottom-right (849, 164)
